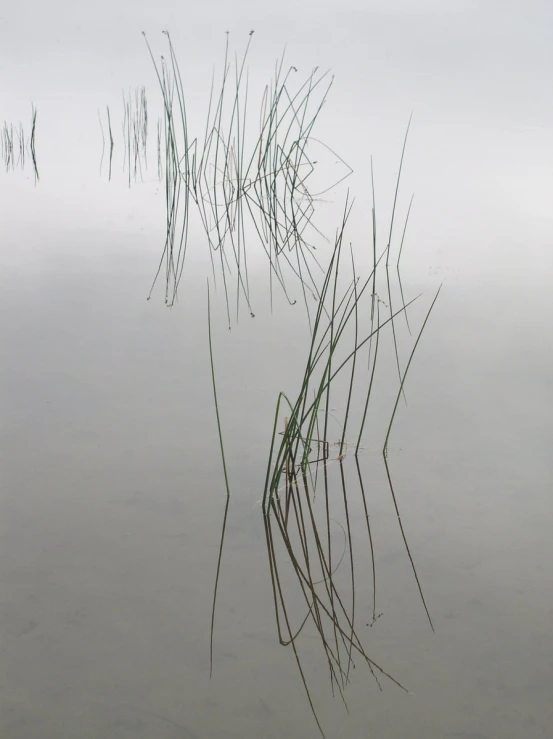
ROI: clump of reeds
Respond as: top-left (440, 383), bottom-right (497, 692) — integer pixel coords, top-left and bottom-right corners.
top-left (204, 183), bottom-right (439, 734)
top-left (264, 449), bottom-right (407, 737)
top-left (1, 121), bottom-right (16, 171)
top-left (261, 194), bottom-right (426, 509)
top-left (258, 160), bottom-right (440, 734)
top-left (99, 89), bottom-right (148, 184)
top-left (121, 86), bottom-right (149, 185)
top-left (1, 104), bottom-right (39, 182)
top-left (143, 31), bottom-right (352, 321)
top-left (141, 33), bottom-right (442, 736)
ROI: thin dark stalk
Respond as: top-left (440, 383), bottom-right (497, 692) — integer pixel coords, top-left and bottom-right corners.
top-left (98, 109), bottom-right (105, 175)
top-left (209, 495), bottom-right (230, 678)
top-left (338, 460), bottom-right (356, 681)
top-left (396, 194), bottom-right (414, 333)
top-left (107, 105), bottom-right (114, 181)
top-left (397, 193), bottom-right (414, 267)
top-left (355, 302), bottom-right (381, 455)
top-left (338, 245), bottom-right (358, 458)
top-left (354, 457), bottom-right (377, 623)
top-left (30, 105), bottom-right (38, 183)
top-left (207, 281), bottom-right (232, 677)
top-left (382, 286), bottom-right (441, 632)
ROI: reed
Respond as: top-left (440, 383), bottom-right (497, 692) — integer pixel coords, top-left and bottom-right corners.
top-left (143, 31), bottom-right (351, 320)
top-left (136, 35), bottom-right (440, 734)
top-left (1, 106), bottom-right (38, 182)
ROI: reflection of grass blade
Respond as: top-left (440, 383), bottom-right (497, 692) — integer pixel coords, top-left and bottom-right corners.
top-left (264, 511), bottom-right (328, 738)
top-left (354, 456), bottom-right (377, 623)
top-left (383, 453), bottom-right (434, 630)
top-left (30, 105), bottom-right (39, 183)
top-left (207, 281), bottom-right (231, 677)
top-left (338, 460), bottom-right (355, 681)
top-left (143, 32), bottom-right (349, 318)
top-left (210, 496), bottom-right (230, 678)
top-left (264, 456), bottom-right (410, 736)
top-left (0, 104), bottom-right (38, 185)
top-left (382, 286), bottom-right (441, 632)
top-left (207, 280), bottom-right (231, 497)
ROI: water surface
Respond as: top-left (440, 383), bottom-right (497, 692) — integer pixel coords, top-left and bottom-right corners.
top-left (1, 237), bottom-right (552, 738)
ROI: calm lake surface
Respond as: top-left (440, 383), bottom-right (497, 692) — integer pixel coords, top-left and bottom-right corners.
top-left (1, 5), bottom-right (552, 736)
top-left (1, 231), bottom-right (552, 738)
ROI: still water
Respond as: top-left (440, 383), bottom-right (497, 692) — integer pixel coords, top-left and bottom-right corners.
top-left (1, 229), bottom-right (552, 738)
top-left (1, 8), bottom-right (552, 734)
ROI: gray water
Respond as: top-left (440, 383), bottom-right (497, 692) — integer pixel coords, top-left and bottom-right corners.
top-left (1, 235), bottom-right (552, 738)
top-left (2, 4), bottom-right (553, 737)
